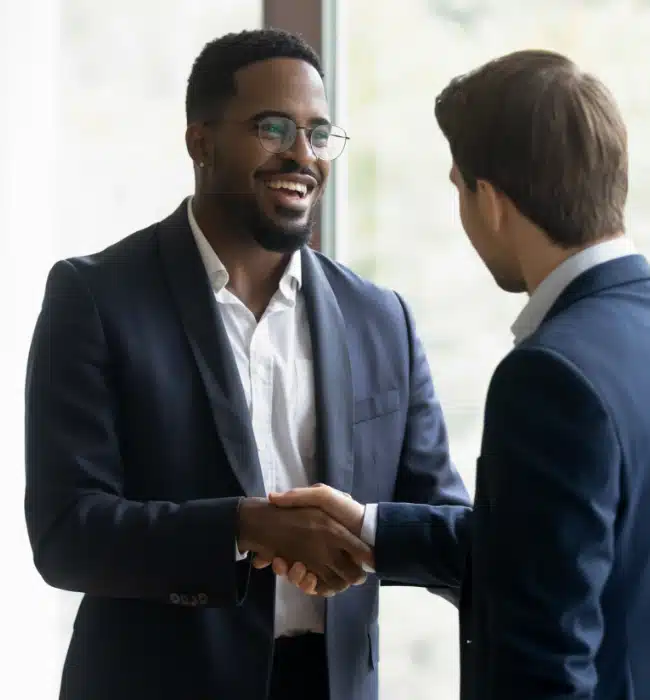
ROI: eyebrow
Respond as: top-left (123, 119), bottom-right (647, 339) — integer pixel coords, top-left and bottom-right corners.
top-left (249, 109), bottom-right (331, 127)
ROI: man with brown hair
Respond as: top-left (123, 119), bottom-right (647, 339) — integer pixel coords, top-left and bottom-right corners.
top-left (265, 50), bottom-right (650, 699)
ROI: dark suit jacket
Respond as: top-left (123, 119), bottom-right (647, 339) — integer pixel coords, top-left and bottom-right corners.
top-left (374, 255), bottom-right (650, 700)
top-left (24, 201), bottom-right (470, 700)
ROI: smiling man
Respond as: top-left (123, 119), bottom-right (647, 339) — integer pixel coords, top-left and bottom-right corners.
top-left (24, 29), bottom-right (469, 700)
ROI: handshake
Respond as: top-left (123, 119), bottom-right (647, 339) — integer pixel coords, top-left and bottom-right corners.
top-left (237, 484), bottom-right (374, 597)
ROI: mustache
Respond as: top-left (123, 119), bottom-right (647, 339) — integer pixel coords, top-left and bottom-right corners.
top-left (255, 160), bottom-right (320, 183)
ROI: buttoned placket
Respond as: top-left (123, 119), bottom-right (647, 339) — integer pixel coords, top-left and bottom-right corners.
top-left (246, 292), bottom-right (292, 495)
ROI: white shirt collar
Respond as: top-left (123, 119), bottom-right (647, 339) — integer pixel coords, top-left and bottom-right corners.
top-left (186, 196), bottom-right (302, 301)
top-left (511, 236), bottom-right (637, 344)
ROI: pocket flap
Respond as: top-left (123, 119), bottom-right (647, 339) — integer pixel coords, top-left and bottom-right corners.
top-left (354, 389), bottom-right (400, 424)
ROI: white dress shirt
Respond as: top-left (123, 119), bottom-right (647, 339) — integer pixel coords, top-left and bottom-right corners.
top-left (510, 236), bottom-right (637, 344)
top-left (188, 198), bottom-right (325, 637)
top-left (360, 236), bottom-right (637, 548)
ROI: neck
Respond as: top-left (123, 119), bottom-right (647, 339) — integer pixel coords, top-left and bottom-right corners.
top-left (515, 225), bottom-right (625, 295)
top-left (192, 194), bottom-right (291, 318)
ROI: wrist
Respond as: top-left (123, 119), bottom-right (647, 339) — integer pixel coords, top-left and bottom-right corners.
top-left (350, 504), bottom-right (365, 538)
top-left (236, 497), bottom-right (268, 552)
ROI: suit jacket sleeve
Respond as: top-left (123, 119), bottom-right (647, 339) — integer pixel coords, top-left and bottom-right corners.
top-left (24, 260), bottom-right (251, 607)
top-left (374, 293), bottom-right (472, 598)
top-left (476, 346), bottom-right (619, 700)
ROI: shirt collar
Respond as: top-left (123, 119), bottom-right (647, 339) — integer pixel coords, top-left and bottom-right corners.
top-left (511, 236), bottom-right (637, 344)
top-left (186, 197), bottom-right (302, 301)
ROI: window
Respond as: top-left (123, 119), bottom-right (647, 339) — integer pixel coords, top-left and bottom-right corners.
top-left (341, 1), bottom-right (650, 697)
top-left (1, 3), bottom-right (262, 697)
top-left (7, 2), bottom-right (647, 697)
top-left (60, 0), bottom-right (262, 256)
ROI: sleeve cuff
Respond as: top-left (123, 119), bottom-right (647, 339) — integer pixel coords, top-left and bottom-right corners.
top-left (235, 541), bottom-right (248, 561)
top-left (360, 504), bottom-right (378, 573)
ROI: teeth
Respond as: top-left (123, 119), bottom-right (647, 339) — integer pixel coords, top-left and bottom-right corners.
top-left (266, 180), bottom-right (308, 196)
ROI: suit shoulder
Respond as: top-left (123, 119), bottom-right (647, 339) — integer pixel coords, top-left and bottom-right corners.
top-left (66, 222), bottom-right (159, 273)
top-left (518, 299), bottom-right (629, 390)
top-left (46, 222), bottom-right (161, 299)
top-left (312, 250), bottom-right (404, 312)
top-left (490, 343), bottom-right (604, 414)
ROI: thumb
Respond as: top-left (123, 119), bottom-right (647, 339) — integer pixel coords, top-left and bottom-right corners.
top-left (269, 486), bottom-right (326, 508)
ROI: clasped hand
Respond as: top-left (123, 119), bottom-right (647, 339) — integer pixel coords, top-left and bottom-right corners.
top-left (240, 484), bottom-right (373, 597)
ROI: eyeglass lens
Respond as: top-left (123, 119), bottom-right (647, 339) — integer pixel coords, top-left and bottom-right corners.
top-left (257, 116), bottom-right (347, 160)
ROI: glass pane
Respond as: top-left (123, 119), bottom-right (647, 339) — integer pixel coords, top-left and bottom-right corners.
top-left (60, 0), bottom-right (262, 257)
top-left (343, 2), bottom-right (650, 698)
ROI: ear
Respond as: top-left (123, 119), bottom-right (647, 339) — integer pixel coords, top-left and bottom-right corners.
top-left (185, 123), bottom-right (211, 168)
top-left (475, 179), bottom-right (506, 236)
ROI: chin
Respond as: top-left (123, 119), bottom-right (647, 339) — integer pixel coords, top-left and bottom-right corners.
top-left (252, 217), bottom-right (313, 254)
top-left (494, 275), bottom-right (527, 293)
top-left (271, 208), bottom-right (312, 230)
top-left (268, 202), bottom-right (311, 225)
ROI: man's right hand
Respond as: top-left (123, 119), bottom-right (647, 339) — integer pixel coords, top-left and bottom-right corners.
top-left (237, 497), bottom-right (371, 593)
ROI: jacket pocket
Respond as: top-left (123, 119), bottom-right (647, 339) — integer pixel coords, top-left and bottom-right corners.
top-left (354, 389), bottom-right (399, 424)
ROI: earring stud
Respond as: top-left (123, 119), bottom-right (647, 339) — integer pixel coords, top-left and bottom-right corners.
top-left (199, 162), bottom-right (205, 168)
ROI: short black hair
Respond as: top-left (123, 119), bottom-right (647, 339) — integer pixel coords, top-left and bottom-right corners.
top-left (185, 28), bottom-right (324, 124)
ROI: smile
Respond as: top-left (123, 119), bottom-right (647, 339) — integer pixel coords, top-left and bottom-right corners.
top-left (264, 180), bottom-right (309, 198)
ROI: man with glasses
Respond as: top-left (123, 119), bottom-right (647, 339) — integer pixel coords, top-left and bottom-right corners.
top-left (25, 28), bottom-right (469, 700)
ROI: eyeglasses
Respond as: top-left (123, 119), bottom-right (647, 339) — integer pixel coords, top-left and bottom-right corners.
top-left (255, 115), bottom-right (349, 161)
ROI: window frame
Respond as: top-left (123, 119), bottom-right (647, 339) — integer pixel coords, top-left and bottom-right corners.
top-left (263, 0), bottom-right (346, 257)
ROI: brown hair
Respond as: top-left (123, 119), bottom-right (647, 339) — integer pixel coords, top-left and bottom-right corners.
top-left (435, 50), bottom-right (628, 248)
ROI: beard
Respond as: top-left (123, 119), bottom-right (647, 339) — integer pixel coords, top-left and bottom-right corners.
top-left (203, 149), bottom-right (319, 253)
top-left (250, 199), bottom-right (315, 253)
top-left (214, 192), bottom-right (315, 254)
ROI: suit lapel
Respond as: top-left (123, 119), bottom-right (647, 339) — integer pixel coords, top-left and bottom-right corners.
top-left (545, 254), bottom-right (650, 324)
top-left (157, 201), bottom-right (266, 498)
top-left (301, 249), bottom-right (354, 494)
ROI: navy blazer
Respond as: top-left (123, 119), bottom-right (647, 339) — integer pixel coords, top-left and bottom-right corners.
top-left (24, 201), bottom-right (470, 700)
top-left (375, 254), bottom-right (650, 700)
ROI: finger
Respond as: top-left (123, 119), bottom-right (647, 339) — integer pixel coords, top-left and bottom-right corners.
top-left (364, 551), bottom-right (376, 571)
top-left (339, 530), bottom-right (374, 569)
top-left (268, 484), bottom-right (329, 508)
top-left (296, 521), bottom-right (369, 589)
top-left (315, 579), bottom-right (347, 597)
top-left (331, 549), bottom-right (367, 586)
top-left (327, 528), bottom-right (373, 583)
top-left (272, 558), bottom-right (289, 577)
top-left (251, 546), bottom-right (275, 569)
top-left (314, 566), bottom-right (352, 595)
top-left (299, 572), bottom-right (319, 595)
top-left (252, 556), bottom-right (272, 569)
top-left (287, 562), bottom-right (308, 586)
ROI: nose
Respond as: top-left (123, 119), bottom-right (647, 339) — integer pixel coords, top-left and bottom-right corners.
top-left (285, 128), bottom-right (318, 168)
